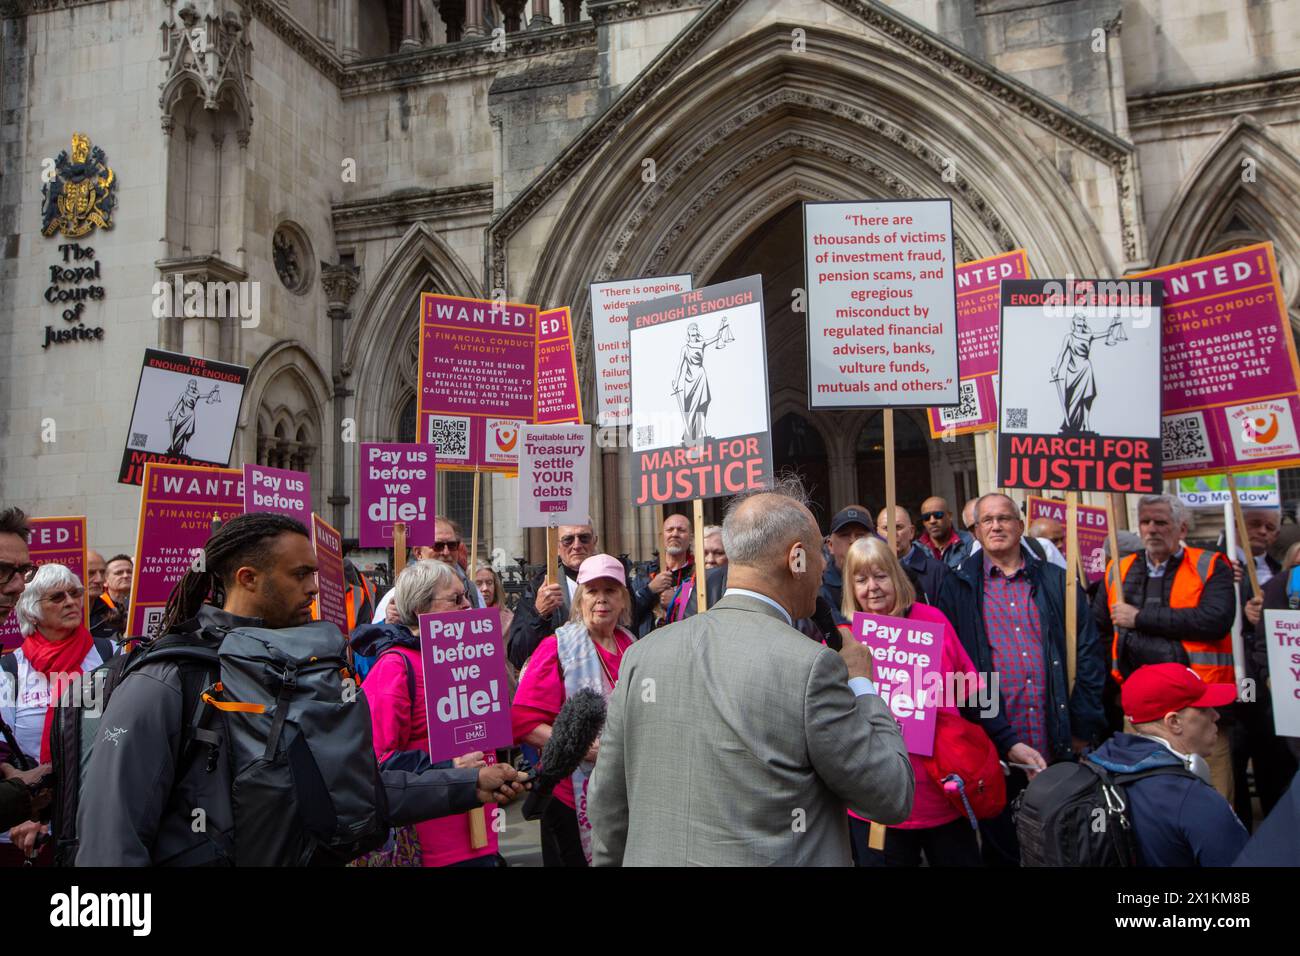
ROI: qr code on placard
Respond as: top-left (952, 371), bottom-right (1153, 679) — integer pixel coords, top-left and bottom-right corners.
top-left (427, 416), bottom-right (470, 461)
top-left (1005, 407), bottom-right (1029, 429)
top-left (939, 381), bottom-right (980, 427)
top-left (142, 606), bottom-right (166, 639)
top-left (1161, 412), bottom-right (1214, 466)
top-left (129, 432), bottom-right (149, 449)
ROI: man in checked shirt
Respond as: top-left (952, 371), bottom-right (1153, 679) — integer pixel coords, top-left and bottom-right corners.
top-left (936, 493), bottom-right (1107, 866)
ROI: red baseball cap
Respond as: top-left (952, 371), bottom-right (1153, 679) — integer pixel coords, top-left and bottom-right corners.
top-left (1122, 663), bottom-right (1237, 724)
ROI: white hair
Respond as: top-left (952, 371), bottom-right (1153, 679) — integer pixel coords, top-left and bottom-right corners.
top-left (1137, 494), bottom-right (1188, 528)
top-left (392, 559), bottom-right (459, 628)
top-left (15, 563), bottom-right (82, 637)
top-left (722, 475), bottom-right (817, 568)
top-left (703, 525), bottom-right (723, 540)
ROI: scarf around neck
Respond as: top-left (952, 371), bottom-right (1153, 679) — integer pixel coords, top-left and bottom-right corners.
top-left (20, 623), bottom-right (94, 763)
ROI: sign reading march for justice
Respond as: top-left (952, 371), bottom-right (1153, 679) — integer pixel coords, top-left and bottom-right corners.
top-left (927, 250), bottom-right (1030, 437)
top-left (417, 294), bottom-right (538, 473)
top-left (1132, 243), bottom-right (1300, 478)
top-left (589, 274), bottom-right (693, 426)
top-left (627, 275), bottom-right (773, 505)
top-left (998, 278), bottom-right (1164, 494)
top-left (804, 199), bottom-right (959, 408)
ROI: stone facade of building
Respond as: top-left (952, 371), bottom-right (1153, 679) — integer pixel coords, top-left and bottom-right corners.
top-left (2, 0), bottom-right (1298, 561)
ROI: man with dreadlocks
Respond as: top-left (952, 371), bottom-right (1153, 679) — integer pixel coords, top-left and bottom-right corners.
top-left (76, 513), bottom-right (529, 866)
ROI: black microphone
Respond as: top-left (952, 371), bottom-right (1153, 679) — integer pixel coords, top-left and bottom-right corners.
top-left (521, 687), bottom-right (607, 821)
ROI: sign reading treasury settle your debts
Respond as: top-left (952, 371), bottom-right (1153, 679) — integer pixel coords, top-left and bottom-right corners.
top-left (804, 199), bottom-right (959, 408)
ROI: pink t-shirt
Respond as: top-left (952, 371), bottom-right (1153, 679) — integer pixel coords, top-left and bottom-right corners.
top-left (511, 628), bottom-right (635, 809)
top-left (849, 601), bottom-right (982, 830)
top-left (363, 646), bottom-right (499, 867)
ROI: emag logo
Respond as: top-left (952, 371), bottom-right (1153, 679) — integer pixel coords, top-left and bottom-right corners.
top-left (50, 886), bottom-right (151, 936)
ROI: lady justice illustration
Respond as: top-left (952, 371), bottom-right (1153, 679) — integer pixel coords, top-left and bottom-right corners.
top-left (1049, 312), bottom-right (1127, 434)
top-left (671, 317), bottom-right (733, 444)
top-left (166, 378), bottom-right (222, 456)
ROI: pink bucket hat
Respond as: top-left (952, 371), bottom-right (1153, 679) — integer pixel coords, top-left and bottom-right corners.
top-left (577, 554), bottom-right (626, 587)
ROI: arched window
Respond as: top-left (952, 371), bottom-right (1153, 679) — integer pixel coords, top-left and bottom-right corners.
top-left (772, 412), bottom-right (830, 526)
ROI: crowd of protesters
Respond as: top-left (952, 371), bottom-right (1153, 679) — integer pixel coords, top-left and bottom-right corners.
top-left (0, 478), bottom-right (1295, 868)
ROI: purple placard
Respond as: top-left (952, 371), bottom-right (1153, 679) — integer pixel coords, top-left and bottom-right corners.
top-left (358, 443), bottom-right (437, 549)
top-left (0, 516), bottom-right (87, 650)
top-left (312, 514), bottom-right (348, 636)
top-left (243, 463), bottom-right (312, 522)
top-left (852, 611), bottom-right (944, 757)
top-left (1135, 243), bottom-right (1300, 478)
top-left (129, 463), bottom-right (244, 639)
top-left (418, 607), bottom-right (512, 762)
top-left (417, 293), bottom-right (537, 473)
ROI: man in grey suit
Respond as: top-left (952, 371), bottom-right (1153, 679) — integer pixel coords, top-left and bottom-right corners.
top-left (588, 479), bottom-right (914, 866)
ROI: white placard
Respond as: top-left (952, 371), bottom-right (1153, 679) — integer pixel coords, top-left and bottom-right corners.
top-left (517, 424), bottom-right (591, 527)
top-left (588, 274), bottom-right (693, 426)
top-left (804, 200), bottom-right (958, 408)
top-left (1263, 608), bottom-right (1300, 738)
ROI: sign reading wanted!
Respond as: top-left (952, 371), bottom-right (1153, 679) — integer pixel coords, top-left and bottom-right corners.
top-left (627, 275), bottom-right (773, 505)
top-left (118, 349), bottom-right (248, 486)
top-left (804, 199), bottom-right (958, 408)
top-left (998, 278), bottom-right (1163, 494)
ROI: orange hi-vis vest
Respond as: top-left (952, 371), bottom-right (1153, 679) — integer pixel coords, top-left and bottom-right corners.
top-left (1105, 546), bottom-right (1234, 685)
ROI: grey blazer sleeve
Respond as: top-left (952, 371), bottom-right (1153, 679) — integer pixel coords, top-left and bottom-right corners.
top-left (804, 648), bottom-right (914, 825)
top-left (76, 670), bottom-right (182, 866)
top-left (381, 766), bottom-right (482, 825)
top-left (588, 665), bottom-right (631, 866)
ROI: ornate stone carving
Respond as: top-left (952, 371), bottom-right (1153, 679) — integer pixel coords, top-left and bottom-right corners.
top-left (1127, 71), bottom-right (1300, 126)
top-left (320, 262), bottom-right (360, 310)
top-left (331, 184), bottom-right (494, 232)
top-left (159, 0), bottom-right (254, 134)
top-left (587, 0), bottom-right (705, 25)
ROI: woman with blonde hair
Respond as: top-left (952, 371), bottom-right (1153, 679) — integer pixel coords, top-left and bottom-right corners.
top-left (474, 561), bottom-right (513, 636)
top-left (839, 536), bottom-right (998, 868)
top-left (512, 554), bottom-right (635, 866)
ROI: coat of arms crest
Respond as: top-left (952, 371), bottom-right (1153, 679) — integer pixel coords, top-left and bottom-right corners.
top-left (41, 133), bottom-right (117, 239)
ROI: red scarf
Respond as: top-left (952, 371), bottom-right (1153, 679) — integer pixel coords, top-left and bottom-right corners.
top-left (20, 624), bottom-right (94, 763)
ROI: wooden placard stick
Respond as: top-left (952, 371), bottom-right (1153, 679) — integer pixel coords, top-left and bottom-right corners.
top-left (1227, 472), bottom-right (1262, 602)
top-left (545, 525), bottom-right (558, 587)
top-left (393, 521), bottom-right (407, 576)
top-left (883, 409), bottom-right (897, 557)
top-left (466, 469), bottom-right (488, 850)
top-left (694, 498), bottom-right (707, 614)
top-left (1065, 491), bottom-right (1079, 696)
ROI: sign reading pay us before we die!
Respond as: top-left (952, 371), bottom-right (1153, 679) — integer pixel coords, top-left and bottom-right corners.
top-left (419, 608), bottom-right (513, 762)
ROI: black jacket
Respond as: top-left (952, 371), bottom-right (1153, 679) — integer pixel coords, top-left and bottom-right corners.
top-left (901, 542), bottom-right (947, 605)
top-left (935, 549), bottom-right (1107, 761)
top-left (507, 562), bottom-right (580, 669)
top-left (1091, 549), bottom-right (1236, 679)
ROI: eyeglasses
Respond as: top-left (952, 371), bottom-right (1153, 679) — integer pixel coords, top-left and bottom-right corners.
top-left (41, 587), bottom-right (85, 605)
top-left (560, 533), bottom-right (594, 547)
top-left (978, 514), bottom-right (1019, 527)
top-left (431, 540), bottom-right (461, 552)
top-left (0, 563), bottom-right (38, 587)
top-left (434, 589), bottom-right (469, 607)
top-left (920, 511), bottom-right (946, 521)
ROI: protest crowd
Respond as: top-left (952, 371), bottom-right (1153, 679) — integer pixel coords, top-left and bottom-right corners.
top-left (2, 475), bottom-right (1296, 868)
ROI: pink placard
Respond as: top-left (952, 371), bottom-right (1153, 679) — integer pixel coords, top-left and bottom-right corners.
top-left (1026, 496), bottom-right (1109, 585)
top-left (418, 607), bottom-right (512, 762)
top-left (0, 516), bottom-right (87, 650)
top-left (1133, 243), bottom-right (1300, 477)
top-left (417, 294), bottom-right (538, 473)
top-left (852, 611), bottom-right (943, 756)
top-left (312, 514), bottom-right (348, 637)
top-left (243, 463), bottom-right (312, 522)
top-left (928, 249), bottom-right (1028, 438)
top-left (358, 443), bottom-right (437, 549)
top-left (535, 307), bottom-right (583, 425)
top-left (129, 463), bottom-right (244, 639)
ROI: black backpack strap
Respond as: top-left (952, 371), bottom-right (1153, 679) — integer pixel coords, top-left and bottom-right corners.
top-left (91, 637), bottom-right (115, 663)
top-left (375, 648), bottom-right (417, 709)
top-left (1, 652), bottom-right (16, 681)
top-left (1024, 537), bottom-right (1046, 561)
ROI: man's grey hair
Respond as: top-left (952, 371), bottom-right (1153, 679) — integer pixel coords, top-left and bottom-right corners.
top-left (393, 559), bottom-right (459, 629)
top-left (15, 563), bottom-right (82, 637)
top-left (1137, 494), bottom-right (1188, 528)
top-left (973, 492), bottom-right (1020, 523)
top-left (722, 474), bottom-right (817, 568)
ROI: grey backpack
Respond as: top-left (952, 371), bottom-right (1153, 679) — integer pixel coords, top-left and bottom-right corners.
top-left (207, 622), bottom-right (387, 865)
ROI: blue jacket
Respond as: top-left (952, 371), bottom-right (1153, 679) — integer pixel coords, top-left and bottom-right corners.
top-left (935, 548), bottom-right (1107, 762)
top-left (1089, 733), bottom-right (1248, 867)
top-left (901, 541), bottom-right (947, 604)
